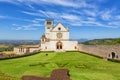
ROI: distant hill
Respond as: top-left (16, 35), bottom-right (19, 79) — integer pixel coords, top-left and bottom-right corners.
top-left (70, 39), bottom-right (89, 43)
top-left (77, 39), bottom-right (89, 42)
top-left (0, 40), bottom-right (40, 44)
top-left (82, 38), bottom-right (120, 45)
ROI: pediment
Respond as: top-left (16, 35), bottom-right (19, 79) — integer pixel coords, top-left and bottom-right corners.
top-left (51, 23), bottom-right (68, 32)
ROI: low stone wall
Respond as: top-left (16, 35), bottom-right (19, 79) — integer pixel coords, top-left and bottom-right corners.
top-left (78, 44), bottom-right (120, 60)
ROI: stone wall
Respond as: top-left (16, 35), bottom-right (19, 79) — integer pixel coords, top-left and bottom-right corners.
top-left (14, 47), bottom-right (27, 54)
top-left (14, 47), bottom-right (39, 54)
top-left (78, 44), bottom-right (120, 60)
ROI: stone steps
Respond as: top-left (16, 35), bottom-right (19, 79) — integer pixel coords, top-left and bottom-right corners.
top-left (55, 49), bottom-right (66, 52)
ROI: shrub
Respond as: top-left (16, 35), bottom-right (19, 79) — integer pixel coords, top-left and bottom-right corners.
top-left (56, 62), bottom-right (68, 68)
top-left (0, 52), bottom-right (40, 60)
top-left (108, 59), bottom-right (120, 63)
top-left (29, 62), bottom-right (49, 67)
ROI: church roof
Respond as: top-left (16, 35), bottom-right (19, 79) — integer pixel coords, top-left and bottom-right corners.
top-left (50, 22), bottom-right (69, 32)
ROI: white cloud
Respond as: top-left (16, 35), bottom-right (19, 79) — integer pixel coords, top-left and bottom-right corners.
top-left (79, 20), bottom-right (104, 27)
top-left (32, 18), bottom-right (44, 23)
top-left (70, 22), bottom-right (83, 26)
top-left (80, 20), bottom-right (120, 28)
top-left (87, 17), bottom-right (96, 21)
top-left (67, 18), bottom-right (120, 28)
top-left (21, 10), bottom-right (81, 21)
top-left (0, 0), bottom-right (20, 4)
top-left (115, 15), bottom-right (120, 20)
top-left (0, 0), bottom-right (94, 8)
top-left (1, 0), bottom-right (120, 29)
top-left (17, 0), bottom-right (72, 7)
top-left (61, 14), bottom-right (80, 20)
top-left (0, 15), bottom-right (35, 23)
top-left (108, 21), bottom-right (120, 27)
top-left (101, 11), bottom-right (111, 20)
top-left (40, 0), bottom-right (80, 8)
top-left (26, 4), bottom-right (35, 9)
top-left (21, 10), bottom-right (58, 18)
top-left (21, 11), bottom-right (41, 16)
top-left (40, 0), bottom-right (94, 8)
top-left (100, 8), bottom-right (116, 21)
top-left (12, 23), bottom-right (43, 30)
top-left (83, 10), bottom-right (97, 17)
top-left (32, 23), bottom-right (42, 26)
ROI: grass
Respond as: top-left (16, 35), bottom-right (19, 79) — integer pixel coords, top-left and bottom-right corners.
top-left (0, 52), bottom-right (120, 80)
top-left (0, 72), bottom-right (19, 80)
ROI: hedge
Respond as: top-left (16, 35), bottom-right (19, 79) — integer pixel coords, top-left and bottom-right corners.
top-left (108, 59), bottom-right (120, 63)
top-left (0, 52), bottom-right (40, 60)
top-left (79, 51), bottom-right (103, 59)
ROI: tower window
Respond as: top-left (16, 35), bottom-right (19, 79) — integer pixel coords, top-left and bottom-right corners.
top-left (58, 27), bottom-right (61, 30)
top-left (47, 21), bottom-right (52, 25)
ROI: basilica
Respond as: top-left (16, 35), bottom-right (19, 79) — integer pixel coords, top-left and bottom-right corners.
top-left (41, 20), bottom-right (78, 51)
top-left (14, 20), bottom-right (78, 54)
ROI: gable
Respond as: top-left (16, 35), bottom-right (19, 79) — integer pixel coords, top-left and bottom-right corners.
top-left (51, 23), bottom-right (68, 32)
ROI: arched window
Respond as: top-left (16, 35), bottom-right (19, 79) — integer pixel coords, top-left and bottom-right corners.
top-left (111, 52), bottom-right (116, 59)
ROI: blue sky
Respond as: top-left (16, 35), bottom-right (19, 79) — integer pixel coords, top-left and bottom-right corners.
top-left (0, 0), bottom-right (120, 40)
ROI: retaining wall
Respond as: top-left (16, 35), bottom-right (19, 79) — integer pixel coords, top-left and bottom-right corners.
top-left (78, 44), bottom-right (120, 60)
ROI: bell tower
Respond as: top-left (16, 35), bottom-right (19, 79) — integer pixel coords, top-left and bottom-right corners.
top-left (45, 20), bottom-right (53, 38)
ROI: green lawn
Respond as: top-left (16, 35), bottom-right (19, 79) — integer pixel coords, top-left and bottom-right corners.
top-left (0, 52), bottom-right (120, 80)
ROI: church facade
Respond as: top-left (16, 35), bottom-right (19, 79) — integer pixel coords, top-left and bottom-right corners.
top-left (41, 20), bottom-right (78, 51)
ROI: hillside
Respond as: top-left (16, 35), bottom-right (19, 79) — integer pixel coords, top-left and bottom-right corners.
top-left (82, 38), bottom-right (120, 45)
top-left (0, 52), bottom-right (120, 80)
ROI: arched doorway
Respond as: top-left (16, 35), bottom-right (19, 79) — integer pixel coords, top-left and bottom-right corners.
top-left (56, 41), bottom-right (63, 49)
top-left (111, 52), bottom-right (116, 59)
